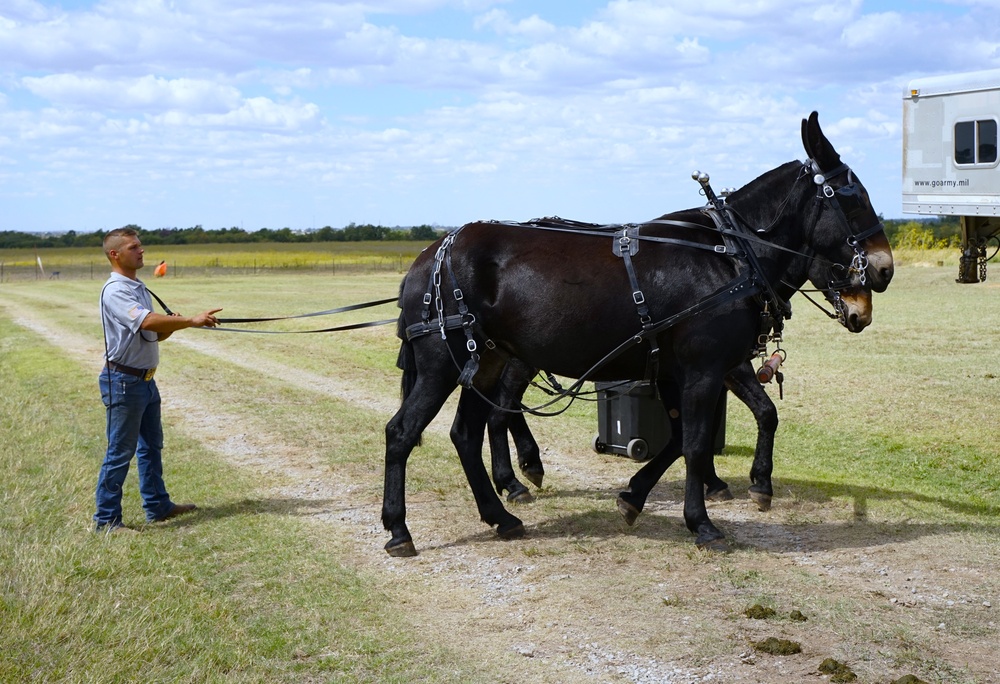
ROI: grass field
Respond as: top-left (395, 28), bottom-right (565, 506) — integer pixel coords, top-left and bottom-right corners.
top-left (1, 255), bottom-right (998, 683)
top-left (0, 241), bottom-right (433, 281)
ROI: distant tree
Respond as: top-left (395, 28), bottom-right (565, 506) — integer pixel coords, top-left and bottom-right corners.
top-left (883, 216), bottom-right (961, 249)
top-left (410, 225), bottom-right (438, 241)
top-left (2, 221), bottom-right (451, 249)
top-left (312, 225), bottom-right (338, 242)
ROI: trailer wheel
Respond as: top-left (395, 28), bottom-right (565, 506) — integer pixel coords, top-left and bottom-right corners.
top-left (592, 434), bottom-right (606, 454)
top-left (626, 438), bottom-right (648, 461)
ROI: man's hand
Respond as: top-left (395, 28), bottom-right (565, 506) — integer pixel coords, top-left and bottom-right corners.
top-left (142, 308), bottom-right (223, 335)
top-left (191, 308), bottom-right (223, 328)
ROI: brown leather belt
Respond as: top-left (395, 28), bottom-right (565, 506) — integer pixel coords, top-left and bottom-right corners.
top-left (107, 361), bottom-right (156, 381)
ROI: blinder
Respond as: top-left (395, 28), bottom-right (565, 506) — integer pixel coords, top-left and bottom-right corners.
top-left (810, 161), bottom-right (885, 242)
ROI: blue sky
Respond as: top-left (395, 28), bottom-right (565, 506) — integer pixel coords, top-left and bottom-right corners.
top-left (2, 0), bottom-right (999, 233)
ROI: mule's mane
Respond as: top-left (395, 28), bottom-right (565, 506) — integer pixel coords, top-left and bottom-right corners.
top-left (724, 161), bottom-right (805, 231)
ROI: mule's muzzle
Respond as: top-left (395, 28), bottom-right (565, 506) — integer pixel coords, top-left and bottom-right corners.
top-left (838, 289), bottom-right (873, 333)
top-left (864, 239), bottom-right (894, 293)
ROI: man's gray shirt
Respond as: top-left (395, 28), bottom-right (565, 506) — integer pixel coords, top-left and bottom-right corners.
top-left (100, 272), bottom-right (159, 369)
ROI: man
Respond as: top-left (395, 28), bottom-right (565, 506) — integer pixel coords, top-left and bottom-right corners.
top-left (94, 227), bottom-right (222, 534)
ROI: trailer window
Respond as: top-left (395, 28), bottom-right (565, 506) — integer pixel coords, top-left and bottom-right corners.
top-left (955, 119), bottom-right (998, 165)
top-left (980, 120), bottom-right (997, 163)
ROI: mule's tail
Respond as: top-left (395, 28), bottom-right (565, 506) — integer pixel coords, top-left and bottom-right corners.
top-left (395, 314), bottom-right (423, 446)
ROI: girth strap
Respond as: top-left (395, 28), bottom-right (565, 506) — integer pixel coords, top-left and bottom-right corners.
top-left (612, 225), bottom-right (660, 384)
top-left (614, 225), bottom-right (650, 325)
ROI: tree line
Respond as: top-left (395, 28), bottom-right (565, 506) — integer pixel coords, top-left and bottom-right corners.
top-left (0, 217), bottom-right (962, 251)
top-left (0, 223), bottom-right (445, 250)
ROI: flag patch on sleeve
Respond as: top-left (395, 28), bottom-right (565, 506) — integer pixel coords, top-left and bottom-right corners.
top-left (127, 305), bottom-right (149, 320)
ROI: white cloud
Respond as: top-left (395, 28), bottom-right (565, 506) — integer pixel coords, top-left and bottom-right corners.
top-left (153, 97), bottom-right (321, 130)
top-left (474, 9), bottom-right (556, 39)
top-left (1, 0), bottom-right (998, 231)
top-left (22, 74), bottom-right (243, 112)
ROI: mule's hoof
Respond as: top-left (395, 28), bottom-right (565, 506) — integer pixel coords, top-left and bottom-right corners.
top-left (507, 489), bottom-right (535, 504)
top-left (497, 522), bottom-right (525, 540)
top-left (521, 469), bottom-right (544, 488)
top-left (706, 487), bottom-right (734, 502)
top-left (385, 540), bottom-right (418, 557)
top-left (697, 537), bottom-right (730, 553)
top-left (749, 490), bottom-right (772, 512)
top-left (616, 496), bottom-right (640, 526)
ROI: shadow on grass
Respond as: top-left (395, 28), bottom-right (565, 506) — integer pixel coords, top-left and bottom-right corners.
top-left (425, 471), bottom-right (1000, 554)
top-left (157, 475), bottom-right (999, 556)
top-left (161, 497), bottom-right (371, 527)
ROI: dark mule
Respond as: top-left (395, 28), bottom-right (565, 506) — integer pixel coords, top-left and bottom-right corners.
top-left (383, 112), bottom-right (893, 557)
top-left (485, 236), bottom-right (887, 512)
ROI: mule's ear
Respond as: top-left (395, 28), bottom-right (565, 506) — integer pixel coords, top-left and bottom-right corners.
top-left (802, 111), bottom-right (841, 170)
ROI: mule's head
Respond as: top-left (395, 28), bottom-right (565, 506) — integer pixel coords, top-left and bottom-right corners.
top-left (802, 111), bottom-right (894, 294)
top-left (806, 257), bottom-right (874, 332)
top-left (798, 112), bottom-right (893, 332)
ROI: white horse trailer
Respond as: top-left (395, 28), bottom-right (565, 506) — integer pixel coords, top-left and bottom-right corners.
top-left (903, 69), bottom-right (1000, 282)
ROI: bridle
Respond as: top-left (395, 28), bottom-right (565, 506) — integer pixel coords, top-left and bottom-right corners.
top-left (799, 159), bottom-right (887, 325)
top-left (809, 159), bottom-right (885, 286)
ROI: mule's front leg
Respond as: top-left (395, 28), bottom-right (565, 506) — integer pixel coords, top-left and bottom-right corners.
top-left (725, 362), bottom-right (777, 511)
top-left (683, 452), bottom-right (727, 551)
top-left (617, 446), bottom-right (682, 526)
top-left (617, 379), bottom-right (683, 525)
top-left (681, 381), bottom-right (729, 551)
top-left (454, 389), bottom-right (525, 540)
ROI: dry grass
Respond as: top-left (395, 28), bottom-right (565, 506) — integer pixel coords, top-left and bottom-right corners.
top-left (1, 264), bottom-right (998, 683)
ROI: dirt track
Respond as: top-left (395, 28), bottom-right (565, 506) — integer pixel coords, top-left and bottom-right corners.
top-left (3, 289), bottom-right (996, 684)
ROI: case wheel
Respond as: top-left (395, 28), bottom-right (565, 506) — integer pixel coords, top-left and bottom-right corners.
top-left (626, 438), bottom-right (648, 461)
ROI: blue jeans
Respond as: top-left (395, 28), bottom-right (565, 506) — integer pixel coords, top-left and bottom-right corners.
top-left (94, 369), bottom-right (174, 526)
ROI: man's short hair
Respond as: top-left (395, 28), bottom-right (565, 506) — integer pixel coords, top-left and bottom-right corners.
top-left (103, 227), bottom-right (139, 259)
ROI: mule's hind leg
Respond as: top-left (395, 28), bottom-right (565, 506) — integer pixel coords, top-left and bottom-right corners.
top-left (454, 387), bottom-right (526, 539)
top-left (724, 361), bottom-right (777, 511)
top-left (486, 360), bottom-right (539, 503)
top-left (383, 371), bottom-right (457, 557)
